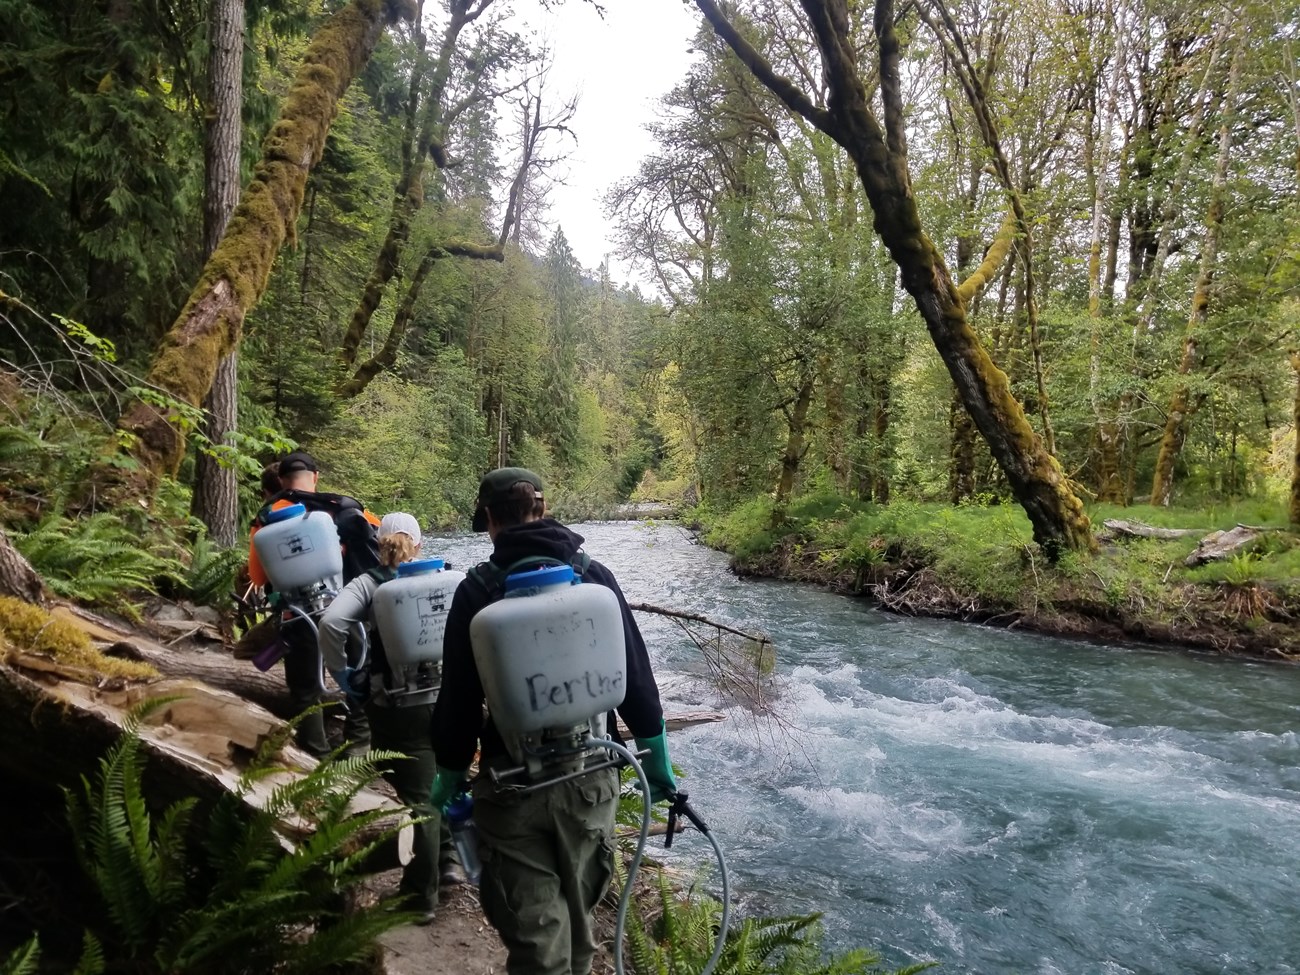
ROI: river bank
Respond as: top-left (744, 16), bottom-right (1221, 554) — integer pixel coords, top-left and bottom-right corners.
top-left (695, 495), bottom-right (1300, 661)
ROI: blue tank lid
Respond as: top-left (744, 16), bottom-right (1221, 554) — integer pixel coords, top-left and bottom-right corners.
top-left (262, 502), bottom-right (306, 524)
top-left (504, 564), bottom-right (574, 592)
top-left (445, 791), bottom-right (474, 822)
top-left (397, 557), bottom-right (445, 577)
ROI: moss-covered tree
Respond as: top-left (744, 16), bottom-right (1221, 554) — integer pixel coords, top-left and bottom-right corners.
top-left (1291, 352), bottom-right (1300, 527)
top-left (694, 0), bottom-right (1093, 557)
top-left (98, 0), bottom-right (417, 499)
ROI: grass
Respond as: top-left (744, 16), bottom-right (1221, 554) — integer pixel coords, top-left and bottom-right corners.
top-left (696, 492), bottom-right (1300, 652)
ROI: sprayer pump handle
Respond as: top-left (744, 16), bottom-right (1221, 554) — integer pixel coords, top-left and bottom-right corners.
top-left (664, 790), bottom-right (710, 849)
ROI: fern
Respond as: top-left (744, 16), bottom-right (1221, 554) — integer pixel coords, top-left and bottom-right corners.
top-left (12, 511), bottom-right (184, 604)
top-left (56, 700), bottom-right (413, 974)
top-left (0, 937), bottom-right (40, 975)
top-left (622, 870), bottom-right (930, 975)
top-left (183, 527), bottom-right (247, 607)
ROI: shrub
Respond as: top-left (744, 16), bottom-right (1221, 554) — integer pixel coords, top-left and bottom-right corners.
top-left (9, 701), bottom-right (415, 974)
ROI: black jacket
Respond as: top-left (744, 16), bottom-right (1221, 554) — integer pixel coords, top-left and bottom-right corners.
top-left (431, 518), bottom-right (665, 771)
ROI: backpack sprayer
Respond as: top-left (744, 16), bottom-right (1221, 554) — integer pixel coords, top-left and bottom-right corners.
top-left (470, 564), bottom-right (732, 975)
top-left (251, 503), bottom-right (346, 691)
top-left (368, 558), bottom-right (464, 706)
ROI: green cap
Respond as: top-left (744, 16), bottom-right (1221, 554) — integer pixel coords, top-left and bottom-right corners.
top-left (472, 467), bottom-right (544, 532)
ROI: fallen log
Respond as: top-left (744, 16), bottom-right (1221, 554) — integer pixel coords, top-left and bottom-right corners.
top-left (0, 653), bottom-right (412, 866)
top-left (616, 710), bottom-right (727, 740)
top-left (0, 527), bottom-right (45, 604)
top-left (1101, 519), bottom-right (1205, 540)
top-left (54, 603), bottom-right (295, 717)
top-left (1185, 525), bottom-right (1263, 567)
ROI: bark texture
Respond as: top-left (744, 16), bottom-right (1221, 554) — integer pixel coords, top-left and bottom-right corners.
top-left (101, 0), bottom-right (415, 500)
top-left (771, 372), bottom-right (816, 527)
top-left (696, 0), bottom-right (1093, 557)
top-left (0, 528), bottom-right (45, 604)
top-left (1291, 352), bottom-right (1300, 527)
top-left (1150, 45), bottom-right (1242, 506)
top-left (191, 0), bottom-right (246, 546)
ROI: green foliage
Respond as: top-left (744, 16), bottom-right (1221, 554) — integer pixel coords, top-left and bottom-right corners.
top-left (702, 497), bottom-right (778, 561)
top-left (183, 527), bottom-right (249, 607)
top-left (624, 871), bottom-right (930, 975)
top-left (0, 937), bottom-right (39, 975)
top-left (12, 512), bottom-right (185, 605)
top-left (49, 701), bottom-right (413, 975)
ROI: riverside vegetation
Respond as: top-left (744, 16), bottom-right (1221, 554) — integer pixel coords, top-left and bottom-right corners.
top-left (696, 493), bottom-right (1299, 659)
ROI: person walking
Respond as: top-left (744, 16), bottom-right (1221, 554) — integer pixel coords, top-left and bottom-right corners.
top-left (248, 450), bottom-right (380, 757)
top-left (429, 468), bottom-right (679, 975)
top-left (316, 512), bottom-right (464, 923)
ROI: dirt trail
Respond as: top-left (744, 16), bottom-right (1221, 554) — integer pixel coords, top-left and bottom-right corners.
top-left (372, 875), bottom-right (620, 975)
top-left (377, 885), bottom-right (508, 975)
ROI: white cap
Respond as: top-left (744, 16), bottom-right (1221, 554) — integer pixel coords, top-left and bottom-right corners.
top-left (379, 511), bottom-right (422, 547)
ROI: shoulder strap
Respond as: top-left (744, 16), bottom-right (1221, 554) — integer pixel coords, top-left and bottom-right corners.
top-left (366, 566), bottom-right (397, 585)
top-left (467, 552), bottom-right (589, 600)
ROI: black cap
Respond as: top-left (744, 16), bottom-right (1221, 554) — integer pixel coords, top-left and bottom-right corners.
top-left (278, 451), bottom-right (318, 476)
top-left (472, 467), bottom-right (544, 532)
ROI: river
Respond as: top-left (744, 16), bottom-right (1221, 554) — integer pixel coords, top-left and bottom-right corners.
top-left (426, 520), bottom-right (1300, 974)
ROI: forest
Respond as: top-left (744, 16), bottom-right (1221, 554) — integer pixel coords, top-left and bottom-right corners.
top-left (1, 0), bottom-right (1299, 970)
top-left (1, 0), bottom-right (1297, 552)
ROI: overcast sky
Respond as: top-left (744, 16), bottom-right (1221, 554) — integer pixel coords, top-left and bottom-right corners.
top-left (503, 0), bottom-right (700, 287)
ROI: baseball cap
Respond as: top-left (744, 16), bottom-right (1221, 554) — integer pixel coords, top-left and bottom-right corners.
top-left (278, 451), bottom-right (318, 475)
top-left (472, 467), bottom-right (544, 532)
top-left (379, 511), bottom-right (422, 547)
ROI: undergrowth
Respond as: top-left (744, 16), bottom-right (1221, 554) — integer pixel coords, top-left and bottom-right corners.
top-left (4, 700), bottom-right (413, 974)
top-left (622, 869), bottom-right (932, 975)
top-left (698, 492), bottom-right (1300, 642)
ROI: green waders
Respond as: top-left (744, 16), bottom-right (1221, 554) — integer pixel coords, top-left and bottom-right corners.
top-left (472, 765), bottom-right (619, 975)
top-left (366, 701), bottom-right (456, 912)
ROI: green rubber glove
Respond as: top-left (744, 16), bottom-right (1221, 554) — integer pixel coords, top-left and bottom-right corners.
top-left (429, 767), bottom-right (466, 813)
top-left (634, 721), bottom-right (677, 804)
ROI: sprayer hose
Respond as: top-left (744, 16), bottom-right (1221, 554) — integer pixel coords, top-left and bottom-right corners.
top-left (585, 738), bottom-right (730, 975)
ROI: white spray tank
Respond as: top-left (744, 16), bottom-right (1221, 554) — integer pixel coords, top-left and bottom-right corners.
top-left (370, 558), bottom-right (464, 706)
top-left (252, 503), bottom-right (344, 612)
top-left (470, 564), bottom-right (626, 778)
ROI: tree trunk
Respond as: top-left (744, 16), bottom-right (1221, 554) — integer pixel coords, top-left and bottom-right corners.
top-left (695, 0), bottom-right (1093, 557)
top-left (0, 528), bottom-right (46, 604)
top-left (770, 372), bottom-right (815, 528)
top-left (1086, 5), bottom-right (1126, 503)
top-left (1289, 353), bottom-right (1299, 526)
top-left (338, 0), bottom-right (474, 370)
top-left (949, 389), bottom-right (976, 503)
top-left (871, 375), bottom-right (891, 504)
top-left (97, 0), bottom-right (415, 501)
top-left (190, 0), bottom-right (245, 548)
top-left (336, 241), bottom-right (504, 399)
top-left (1150, 45), bottom-right (1242, 506)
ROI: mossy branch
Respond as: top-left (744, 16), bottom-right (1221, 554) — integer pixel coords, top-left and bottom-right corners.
top-left (693, 0), bottom-right (835, 135)
top-left (955, 208), bottom-right (1016, 305)
top-left (96, 0), bottom-right (414, 502)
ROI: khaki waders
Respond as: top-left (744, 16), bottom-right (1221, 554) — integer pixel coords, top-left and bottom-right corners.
top-left (473, 765), bottom-right (619, 975)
